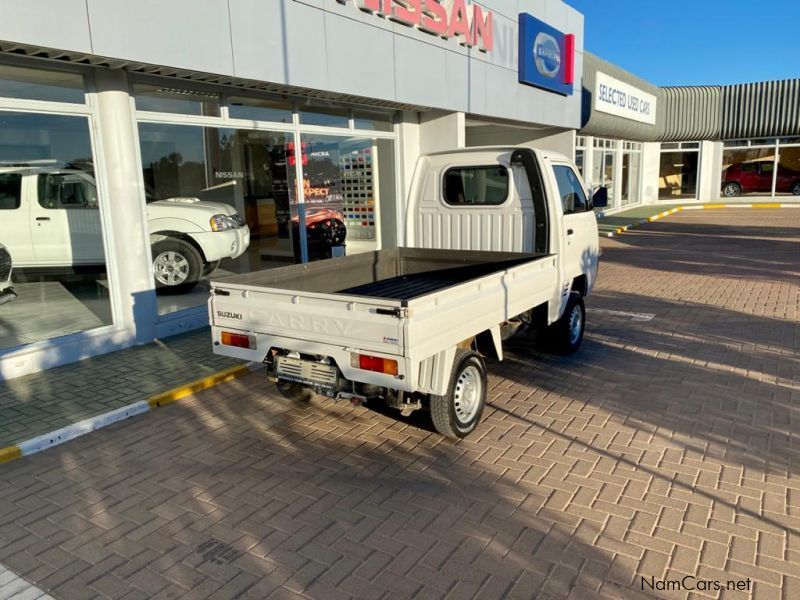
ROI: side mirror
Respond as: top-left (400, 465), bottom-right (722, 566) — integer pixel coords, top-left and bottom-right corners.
top-left (592, 186), bottom-right (608, 208)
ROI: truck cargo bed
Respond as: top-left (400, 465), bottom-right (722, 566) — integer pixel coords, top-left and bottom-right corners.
top-left (213, 247), bottom-right (547, 302)
top-left (337, 259), bottom-right (535, 301)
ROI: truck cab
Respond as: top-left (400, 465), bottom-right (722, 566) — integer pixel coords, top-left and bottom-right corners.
top-left (406, 147), bottom-right (600, 321)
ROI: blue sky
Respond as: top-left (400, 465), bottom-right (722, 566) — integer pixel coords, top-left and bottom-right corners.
top-left (564, 0), bottom-right (799, 86)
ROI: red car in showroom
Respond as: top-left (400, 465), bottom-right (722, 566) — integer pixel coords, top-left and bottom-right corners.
top-left (722, 160), bottom-right (800, 196)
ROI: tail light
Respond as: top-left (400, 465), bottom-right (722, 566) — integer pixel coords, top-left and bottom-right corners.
top-left (220, 331), bottom-right (255, 349)
top-left (350, 353), bottom-right (398, 376)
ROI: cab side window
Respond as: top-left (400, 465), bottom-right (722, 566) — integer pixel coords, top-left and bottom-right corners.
top-left (38, 173), bottom-right (98, 209)
top-left (552, 165), bottom-right (589, 215)
top-left (0, 173), bottom-right (22, 210)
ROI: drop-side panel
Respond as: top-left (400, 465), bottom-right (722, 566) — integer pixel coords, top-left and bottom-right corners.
top-left (404, 256), bottom-right (558, 365)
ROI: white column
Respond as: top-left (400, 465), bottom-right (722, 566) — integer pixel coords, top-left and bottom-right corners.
top-left (641, 142), bottom-right (661, 204)
top-left (698, 141), bottom-right (722, 201)
top-left (93, 68), bottom-right (157, 343)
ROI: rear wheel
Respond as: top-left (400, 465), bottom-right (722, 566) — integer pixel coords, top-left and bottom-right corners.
top-left (430, 349), bottom-right (487, 439)
top-left (539, 292), bottom-right (585, 354)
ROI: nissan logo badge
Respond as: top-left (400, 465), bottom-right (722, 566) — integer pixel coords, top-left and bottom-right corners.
top-left (533, 32), bottom-right (561, 78)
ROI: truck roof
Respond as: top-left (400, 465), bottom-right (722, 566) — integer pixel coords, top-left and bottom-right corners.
top-left (422, 145), bottom-right (571, 163)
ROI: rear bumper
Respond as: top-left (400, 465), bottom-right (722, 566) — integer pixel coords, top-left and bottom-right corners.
top-left (210, 326), bottom-right (411, 393)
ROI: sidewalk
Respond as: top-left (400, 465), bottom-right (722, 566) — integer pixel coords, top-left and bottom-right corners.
top-left (597, 198), bottom-right (800, 235)
top-left (0, 328), bottom-right (241, 449)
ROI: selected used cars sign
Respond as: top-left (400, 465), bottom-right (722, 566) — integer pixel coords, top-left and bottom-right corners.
top-left (595, 71), bottom-right (657, 125)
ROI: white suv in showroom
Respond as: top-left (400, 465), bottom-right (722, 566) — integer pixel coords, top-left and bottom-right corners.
top-left (0, 166), bottom-right (250, 291)
top-left (0, 243), bottom-right (14, 304)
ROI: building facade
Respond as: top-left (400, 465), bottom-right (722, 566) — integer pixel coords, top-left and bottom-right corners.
top-left (0, 0), bottom-right (797, 381)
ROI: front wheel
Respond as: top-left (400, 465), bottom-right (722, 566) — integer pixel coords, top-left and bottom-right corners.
top-left (151, 239), bottom-right (202, 292)
top-left (430, 349), bottom-right (487, 440)
top-left (722, 182), bottom-right (742, 197)
top-left (539, 292), bottom-right (585, 354)
top-left (791, 182), bottom-right (800, 196)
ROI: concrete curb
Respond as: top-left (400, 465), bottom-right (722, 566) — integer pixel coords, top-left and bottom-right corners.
top-left (602, 203), bottom-right (800, 238)
top-left (0, 362), bottom-right (263, 465)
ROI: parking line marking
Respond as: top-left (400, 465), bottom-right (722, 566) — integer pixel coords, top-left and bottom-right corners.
top-left (0, 562), bottom-right (55, 599)
top-left (1, 362), bottom-right (263, 465)
top-left (592, 309), bottom-right (655, 322)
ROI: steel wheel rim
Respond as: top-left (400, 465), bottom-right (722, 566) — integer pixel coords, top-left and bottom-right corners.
top-left (154, 251), bottom-right (190, 286)
top-left (454, 364), bottom-right (482, 425)
top-left (568, 304), bottom-right (583, 345)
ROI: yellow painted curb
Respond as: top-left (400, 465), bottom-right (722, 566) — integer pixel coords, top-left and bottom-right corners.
top-left (605, 202), bottom-right (796, 237)
top-left (148, 364), bottom-right (251, 408)
top-left (0, 445), bottom-right (22, 464)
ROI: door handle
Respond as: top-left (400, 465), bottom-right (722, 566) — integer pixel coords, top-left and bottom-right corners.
top-left (35, 217), bottom-right (50, 221)
top-left (567, 228), bottom-right (574, 235)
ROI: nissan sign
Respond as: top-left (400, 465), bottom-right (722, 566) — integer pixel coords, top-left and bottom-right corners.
top-left (518, 13), bottom-right (574, 96)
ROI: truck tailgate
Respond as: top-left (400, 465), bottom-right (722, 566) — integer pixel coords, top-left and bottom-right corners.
top-left (210, 285), bottom-right (406, 356)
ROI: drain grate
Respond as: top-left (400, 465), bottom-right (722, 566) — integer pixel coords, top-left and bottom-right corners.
top-left (196, 539), bottom-right (242, 565)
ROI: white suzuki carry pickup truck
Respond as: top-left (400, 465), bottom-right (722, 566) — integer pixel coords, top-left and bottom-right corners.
top-left (210, 147), bottom-right (604, 439)
top-left (0, 165), bottom-right (250, 290)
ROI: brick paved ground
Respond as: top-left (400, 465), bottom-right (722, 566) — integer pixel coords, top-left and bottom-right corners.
top-left (0, 329), bottom-right (240, 447)
top-left (0, 208), bottom-right (797, 599)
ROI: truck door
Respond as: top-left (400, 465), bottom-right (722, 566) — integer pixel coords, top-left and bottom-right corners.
top-left (551, 162), bottom-right (598, 290)
top-left (0, 171), bottom-right (35, 265)
top-left (30, 171), bottom-right (104, 266)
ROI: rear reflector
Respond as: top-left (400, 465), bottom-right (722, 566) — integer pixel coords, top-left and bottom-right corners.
top-left (350, 353), bottom-right (398, 376)
top-left (221, 331), bottom-right (255, 349)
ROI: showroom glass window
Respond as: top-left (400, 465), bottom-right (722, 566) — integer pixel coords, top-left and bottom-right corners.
top-left (134, 81), bottom-right (398, 316)
top-left (658, 142), bottom-right (700, 200)
top-left (720, 138), bottom-right (800, 198)
top-left (621, 142), bottom-right (642, 207)
top-left (0, 64), bottom-right (113, 352)
top-left (575, 136), bottom-right (587, 180)
top-left (592, 138), bottom-right (618, 210)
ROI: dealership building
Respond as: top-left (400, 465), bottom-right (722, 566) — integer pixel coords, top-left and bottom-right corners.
top-left (0, 0), bottom-right (798, 380)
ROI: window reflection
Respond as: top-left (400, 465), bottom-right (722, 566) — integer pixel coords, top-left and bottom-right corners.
top-left (0, 111), bottom-right (112, 350)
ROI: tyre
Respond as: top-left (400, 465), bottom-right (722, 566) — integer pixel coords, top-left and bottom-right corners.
top-left (151, 239), bottom-right (202, 292)
top-left (540, 292), bottom-right (585, 354)
top-left (430, 349), bottom-right (487, 439)
top-left (722, 182), bottom-right (742, 197)
top-left (791, 182), bottom-right (800, 196)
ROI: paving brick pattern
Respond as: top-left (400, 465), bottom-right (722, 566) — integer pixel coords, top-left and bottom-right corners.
top-left (0, 208), bottom-right (797, 599)
top-left (0, 329), bottom-right (240, 447)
